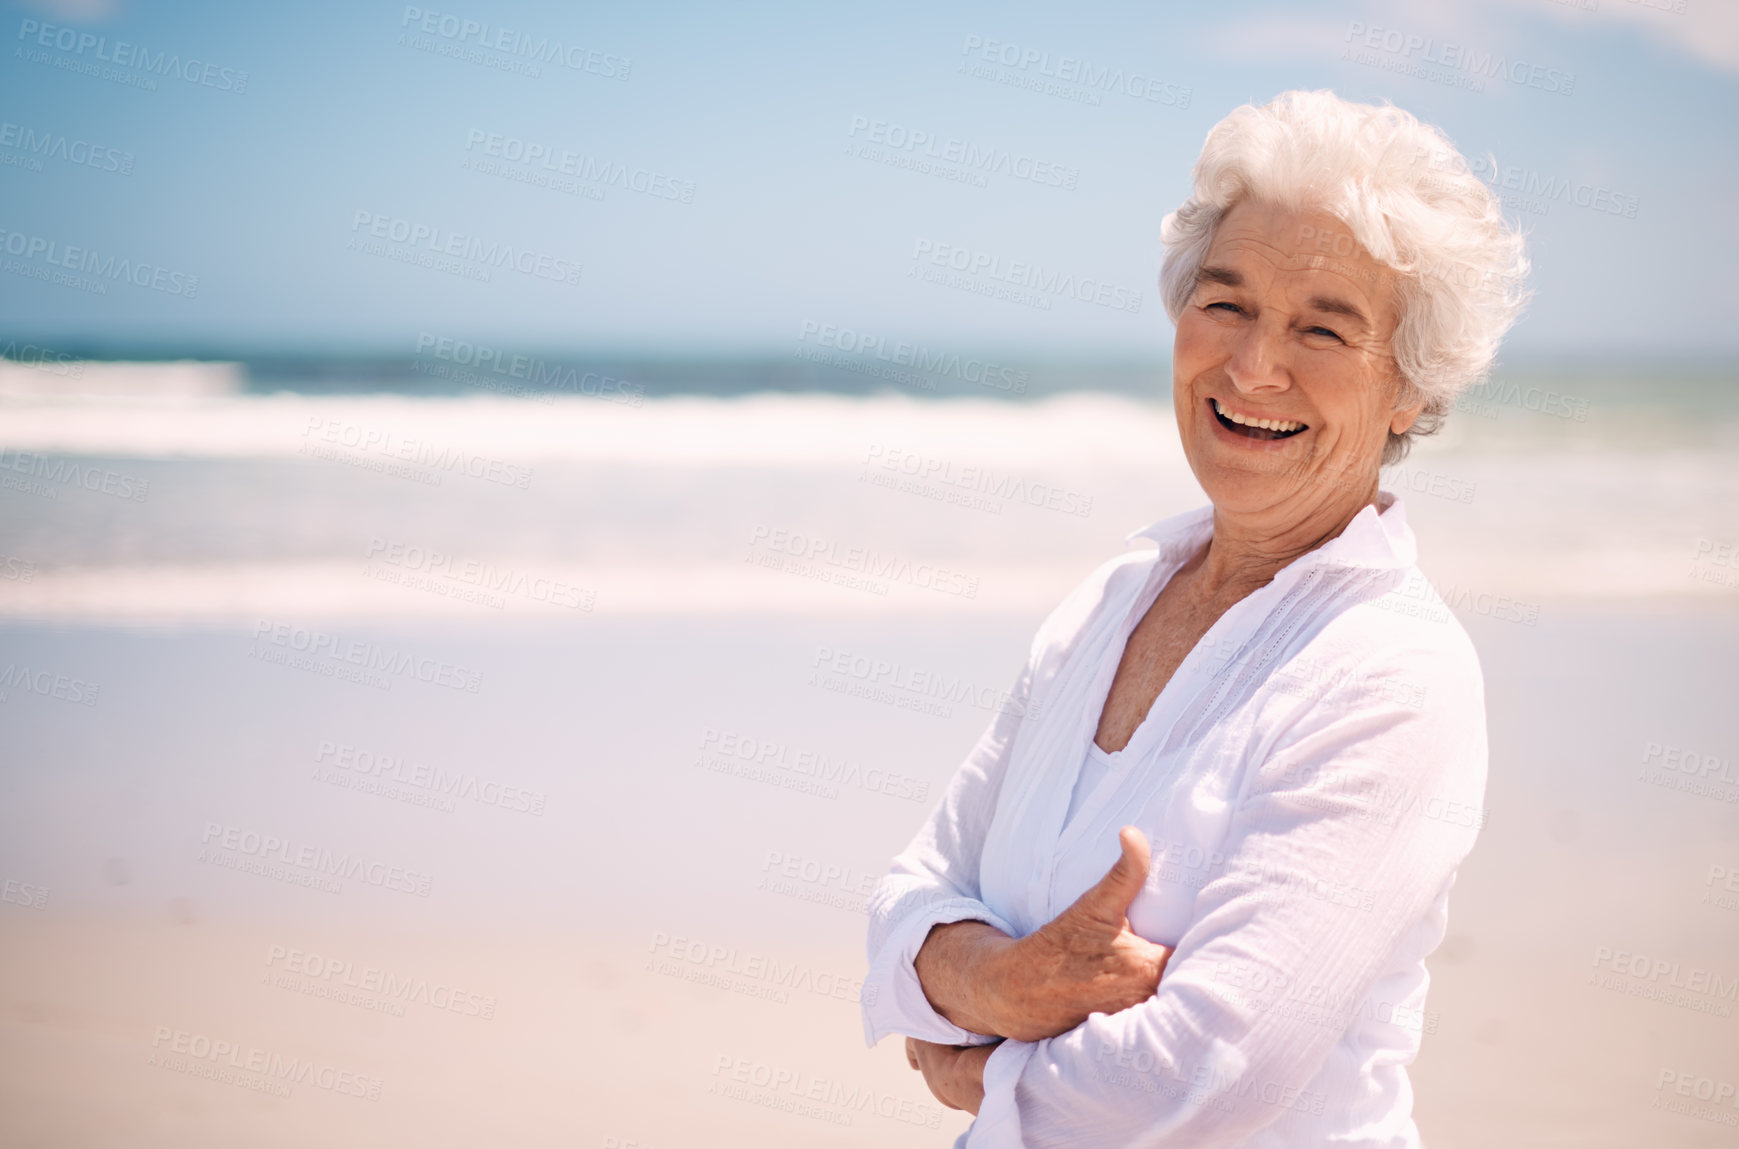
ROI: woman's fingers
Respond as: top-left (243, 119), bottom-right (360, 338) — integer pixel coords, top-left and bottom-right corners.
top-left (974, 828), bottom-right (1170, 1041)
top-left (1151, 938), bottom-right (1175, 981)
top-left (1067, 825), bottom-right (1152, 929)
top-left (906, 1039), bottom-right (966, 1110)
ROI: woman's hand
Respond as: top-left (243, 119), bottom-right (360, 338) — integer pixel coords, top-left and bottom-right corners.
top-left (906, 1037), bottom-right (996, 1115)
top-left (914, 826), bottom-right (1172, 1043)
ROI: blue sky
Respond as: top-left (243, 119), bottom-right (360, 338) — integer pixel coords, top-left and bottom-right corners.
top-left (0, 0), bottom-right (1734, 359)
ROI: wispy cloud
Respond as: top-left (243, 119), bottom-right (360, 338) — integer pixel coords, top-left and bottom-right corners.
top-left (1194, 0), bottom-right (1738, 74)
top-left (1504, 0), bottom-right (1739, 74)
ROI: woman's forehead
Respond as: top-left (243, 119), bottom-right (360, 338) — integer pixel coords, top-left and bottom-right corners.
top-left (1217, 199), bottom-right (1357, 243)
top-left (1206, 207), bottom-right (1393, 310)
top-left (1211, 204), bottom-right (1373, 265)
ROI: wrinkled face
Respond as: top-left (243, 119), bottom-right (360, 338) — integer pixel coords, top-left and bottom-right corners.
top-left (1173, 200), bottom-right (1422, 521)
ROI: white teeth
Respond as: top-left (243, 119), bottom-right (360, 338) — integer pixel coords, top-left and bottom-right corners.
top-left (1214, 399), bottom-right (1303, 433)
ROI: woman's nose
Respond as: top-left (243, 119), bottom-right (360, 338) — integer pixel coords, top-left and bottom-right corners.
top-left (1224, 319), bottom-right (1291, 393)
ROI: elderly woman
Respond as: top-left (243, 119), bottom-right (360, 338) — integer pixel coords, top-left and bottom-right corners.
top-left (861, 90), bottom-right (1526, 1147)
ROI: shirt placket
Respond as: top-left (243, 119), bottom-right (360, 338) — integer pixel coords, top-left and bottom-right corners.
top-left (1043, 557), bottom-right (1323, 919)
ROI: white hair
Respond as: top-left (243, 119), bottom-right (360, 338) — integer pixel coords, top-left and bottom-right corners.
top-left (1160, 89), bottom-right (1530, 464)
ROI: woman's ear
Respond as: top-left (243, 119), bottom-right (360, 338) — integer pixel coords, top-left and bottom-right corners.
top-left (1388, 371), bottom-right (1426, 435)
top-left (1390, 399), bottom-right (1425, 436)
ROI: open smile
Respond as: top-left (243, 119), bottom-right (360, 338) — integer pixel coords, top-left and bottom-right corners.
top-left (1211, 398), bottom-right (1308, 441)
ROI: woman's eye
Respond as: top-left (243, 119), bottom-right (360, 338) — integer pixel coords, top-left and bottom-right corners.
top-left (1305, 325), bottom-right (1343, 341)
top-left (1205, 301), bottom-right (1242, 315)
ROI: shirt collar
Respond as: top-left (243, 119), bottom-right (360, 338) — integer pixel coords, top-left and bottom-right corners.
top-left (1124, 490), bottom-right (1417, 573)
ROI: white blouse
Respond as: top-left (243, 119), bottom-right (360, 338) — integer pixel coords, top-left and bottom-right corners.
top-left (862, 496), bottom-right (1487, 1148)
top-left (1065, 742), bottom-right (1125, 827)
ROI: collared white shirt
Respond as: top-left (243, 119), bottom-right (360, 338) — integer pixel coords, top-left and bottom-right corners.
top-left (862, 496), bottom-right (1487, 1148)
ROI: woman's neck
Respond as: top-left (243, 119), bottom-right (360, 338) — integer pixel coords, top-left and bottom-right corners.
top-left (1198, 489), bottom-right (1379, 598)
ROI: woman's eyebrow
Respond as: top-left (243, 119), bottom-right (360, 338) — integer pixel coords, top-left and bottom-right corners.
top-left (1306, 294), bottom-right (1369, 326)
top-left (1195, 265), bottom-right (1243, 288)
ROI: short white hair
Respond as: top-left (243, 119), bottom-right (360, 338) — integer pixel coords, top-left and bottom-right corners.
top-left (1160, 89), bottom-right (1530, 463)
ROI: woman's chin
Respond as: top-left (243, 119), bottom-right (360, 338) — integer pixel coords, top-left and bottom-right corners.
top-left (1199, 481), bottom-right (1294, 515)
top-left (1188, 442), bottom-right (1380, 516)
top-left (1192, 459), bottom-right (1309, 510)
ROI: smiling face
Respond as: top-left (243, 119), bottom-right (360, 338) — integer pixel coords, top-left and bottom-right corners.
top-left (1173, 200), bottom-right (1423, 529)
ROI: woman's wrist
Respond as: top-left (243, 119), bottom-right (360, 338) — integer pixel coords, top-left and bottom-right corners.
top-left (949, 1042), bottom-right (997, 1114)
top-left (915, 920), bottom-right (1019, 1036)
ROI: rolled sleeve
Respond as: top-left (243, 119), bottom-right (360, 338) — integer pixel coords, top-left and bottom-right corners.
top-left (862, 661), bottom-right (1033, 1048)
top-left (862, 890), bottom-right (1019, 1046)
